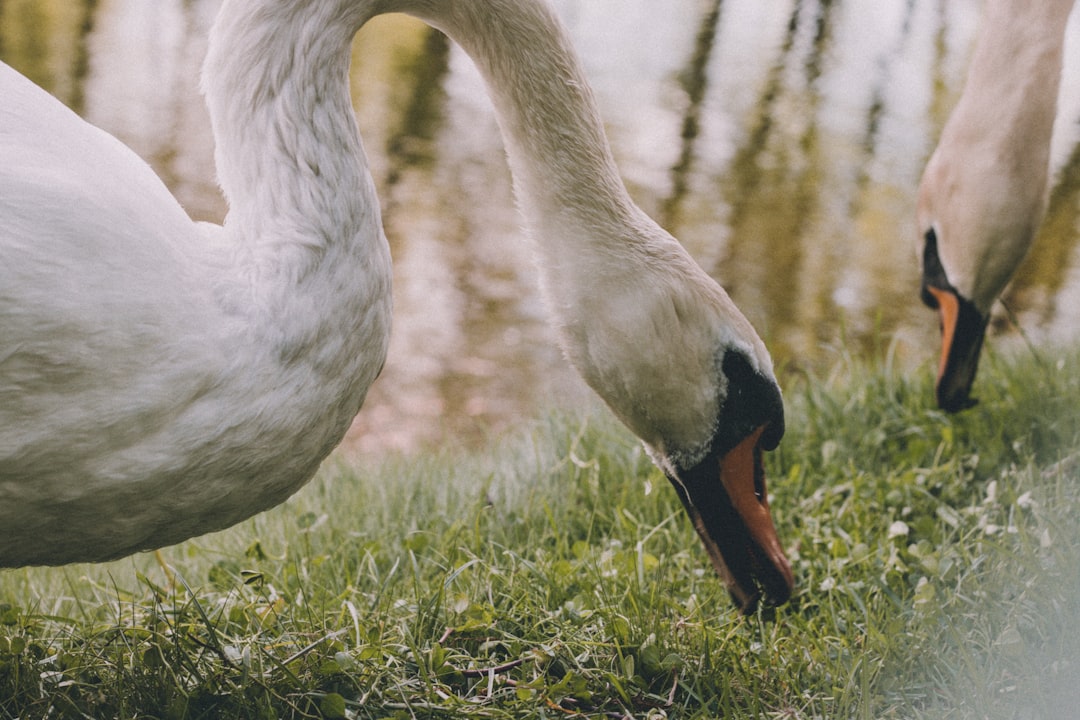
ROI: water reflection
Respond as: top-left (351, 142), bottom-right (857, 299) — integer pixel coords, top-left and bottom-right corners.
top-left (0, 0), bottom-right (96, 113)
top-left (4, 0), bottom-right (1080, 455)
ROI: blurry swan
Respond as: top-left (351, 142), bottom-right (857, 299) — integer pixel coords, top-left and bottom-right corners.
top-left (917, 0), bottom-right (1075, 411)
top-left (0, 0), bottom-right (792, 611)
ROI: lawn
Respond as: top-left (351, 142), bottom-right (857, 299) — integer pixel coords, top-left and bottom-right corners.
top-left (2, 345), bottom-right (1079, 719)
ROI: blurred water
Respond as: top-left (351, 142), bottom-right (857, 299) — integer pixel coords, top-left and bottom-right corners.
top-left (4, 0), bottom-right (1080, 455)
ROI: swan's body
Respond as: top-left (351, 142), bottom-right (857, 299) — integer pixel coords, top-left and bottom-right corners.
top-left (0, 0), bottom-right (792, 611)
top-left (0, 18), bottom-right (391, 564)
top-left (917, 0), bottom-right (1074, 411)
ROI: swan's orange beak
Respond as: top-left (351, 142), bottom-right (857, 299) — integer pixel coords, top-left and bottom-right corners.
top-left (669, 424), bottom-right (794, 614)
top-left (924, 285), bottom-right (987, 413)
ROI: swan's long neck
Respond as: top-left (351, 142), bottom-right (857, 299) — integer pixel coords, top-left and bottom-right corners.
top-left (415, 1), bottom-right (641, 230)
top-left (201, 0), bottom-right (393, 454)
top-left (206, 0), bottom-right (641, 275)
top-left (921, 0), bottom-right (1073, 310)
top-left (203, 0), bottom-right (649, 332)
top-left (955, 0), bottom-right (1071, 152)
top-left (401, 0), bottom-right (667, 291)
top-left (203, 2), bottom-right (376, 274)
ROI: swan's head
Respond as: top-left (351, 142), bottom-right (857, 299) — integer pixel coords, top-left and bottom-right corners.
top-left (917, 225), bottom-right (989, 413)
top-left (916, 153), bottom-right (1038, 413)
top-left (915, 110), bottom-right (1048, 413)
top-left (554, 242), bottom-right (794, 613)
top-left (658, 347), bottom-right (794, 614)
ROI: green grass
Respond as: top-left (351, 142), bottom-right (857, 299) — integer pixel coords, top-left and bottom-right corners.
top-left (3, 345), bottom-right (1080, 719)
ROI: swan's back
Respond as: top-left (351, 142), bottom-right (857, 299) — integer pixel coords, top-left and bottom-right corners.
top-left (0, 62), bottom-right (366, 564)
top-left (2, 63), bottom-right (222, 557)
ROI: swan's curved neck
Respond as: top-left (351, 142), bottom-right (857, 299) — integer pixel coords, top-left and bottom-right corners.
top-left (201, 0), bottom-right (396, 460)
top-left (205, 0), bottom-right (658, 309)
top-left (397, 0), bottom-right (669, 322)
top-left (406, 0), bottom-right (642, 242)
top-left (958, 0), bottom-right (1072, 142)
top-left (205, 0), bottom-right (645, 261)
top-left (203, 2), bottom-right (376, 276)
top-left (410, 0), bottom-right (648, 262)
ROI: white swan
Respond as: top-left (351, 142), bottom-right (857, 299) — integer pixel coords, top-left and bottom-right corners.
top-left (917, 0), bottom-right (1075, 411)
top-left (0, 0), bottom-right (792, 611)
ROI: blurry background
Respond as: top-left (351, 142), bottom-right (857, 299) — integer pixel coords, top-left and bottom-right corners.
top-left (4, 0), bottom-right (1080, 455)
